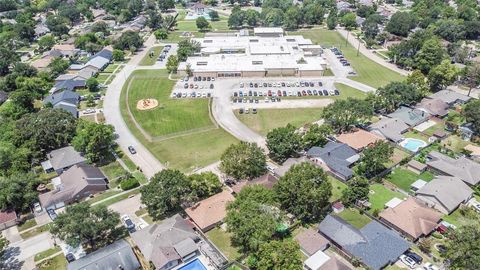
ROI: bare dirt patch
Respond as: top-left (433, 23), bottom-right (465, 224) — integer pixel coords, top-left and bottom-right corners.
top-left (136, 99), bottom-right (159, 111)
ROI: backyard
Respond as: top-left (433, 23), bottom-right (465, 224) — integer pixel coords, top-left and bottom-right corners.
top-left (205, 227), bottom-right (241, 261)
top-left (386, 167), bottom-right (434, 192)
top-left (328, 176), bottom-right (348, 202)
top-left (368, 184), bottom-right (406, 214)
top-left (290, 29), bottom-right (405, 88)
top-left (335, 208), bottom-right (371, 229)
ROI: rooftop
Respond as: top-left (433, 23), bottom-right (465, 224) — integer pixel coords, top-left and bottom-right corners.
top-left (427, 151), bottom-right (480, 185)
top-left (44, 146), bottom-right (86, 171)
top-left (387, 106), bottom-right (429, 127)
top-left (185, 190), bottom-right (235, 231)
top-left (230, 173), bottom-right (278, 193)
top-left (335, 129), bottom-right (384, 151)
top-left (294, 228), bottom-right (330, 256)
top-left (307, 142), bottom-right (359, 180)
top-left (428, 89), bottom-right (471, 105)
top-left (369, 117), bottom-right (409, 142)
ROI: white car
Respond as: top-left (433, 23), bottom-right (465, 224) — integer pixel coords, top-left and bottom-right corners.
top-left (423, 263), bottom-right (439, 270)
top-left (33, 202), bottom-right (42, 213)
top-left (400, 255), bottom-right (417, 269)
top-left (83, 109), bottom-right (95, 114)
top-left (472, 203), bottom-right (480, 212)
top-left (171, 92), bottom-right (177, 98)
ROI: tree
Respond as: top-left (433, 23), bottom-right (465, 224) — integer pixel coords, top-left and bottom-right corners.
top-left (46, 15), bottom-right (69, 36)
top-left (356, 141), bottom-right (393, 178)
top-left (283, 6), bottom-right (301, 30)
top-left (86, 77), bottom-right (99, 92)
top-left (376, 81), bottom-right (423, 113)
top-left (266, 124), bottom-right (302, 163)
top-left (463, 99), bottom-right (480, 134)
top-left (255, 239), bottom-right (303, 270)
top-left (362, 17), bottom-right (379, 40)
top-left (340, 12), bottom-right (357, 30)
top-left (225, 185), bottom-right (280, 252)
top-left (147, 10), bottom-right (163, 29)
top-left (177, 40), bottom-right (200, 61)
top-left (386, 11), bottom-right (416, 37)
top-left (228, 8), bottom-right (244, 29)
top-left (141, 169), bottom-right (190, 219)
top-left (72, 121), bottom-right (115, 163)
top-left (302, 3), bottom-right (324, 25)
top-left (0, 46), bottom-right (19, 76)
top-left (9, 91), bottom-right (35, 113)
top-left (154, 29), bottom-right (168, 40)
top-left (50, 203), bottom-right (124, 250)
top-left (414, 38), bottom-right (446, 74)
top-left (113, 31), bottom-right (143, 51)
top-left (245, 9), bottom-right (260, 27)
top-left (464, 63), bottom-right (480, 96)
top-left (220, 142), bottom-right (266, 180)
top-left (196, 17), bottom-right (210, 32)
top-left (428, 59), bottom-right (459, 91)
top-left (263, 8), bottom-right (284, 27)
top-left (158, 0), bottom-right (174, 11)
top-left (91, 22), bottom-right (109, 34)
top-left (38, 35), bottom-right (55, 52)
top-left (274, 162), bottom-right (331, 222)
top-left (16, 108), bottom-right (77, 154)
top-left (445, 225), bottom-right (480, 269)
top-left (434, 19), bottom-right (466, 43)
top-left (188, 172), bottom-right (222, 200)
top-left (0, 142), bottom-right (31, 175)
top-left (356, 5), bottom-right (375, 18)
top-left (327, 11), bottom-right (337, 30)
top-left (112, 49), bottom-right (125, 61)
top-left (406, 70), bottom-right (429, 97)
top-left (302, 124), bottom-right (332, 150)
top-left (166, 55), bottom-right (179, 73)
top-left (341, 177), bottom-right (370, 206)
top-left (322, 98), bottom-right (373, 132)
top-left (48, 57), bottom-right (70, 77)
top-left (209, 10), bottom-right (220, 21)
top-left (0, 173), bottom-right (40, 212)
top-left (0, 235), bottom-right (8, 256)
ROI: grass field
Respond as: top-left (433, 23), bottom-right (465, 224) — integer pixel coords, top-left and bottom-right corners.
top-left (205, 228), bottom-right (241, 261)
top-left (37, 254), bottom-right (67, 270)
top-left (290, 29), bottom-right (404, 88)
top-left (34, 246), bottom-right (61, 262)
top-left (386, 167), bottom-right (434, 192)
top-left (234, 108), bottom-right (323, 136)
top-left (335, 208), bottom-right (371, 229)
top-left (176, 19), bottom-right (229, 32)
top-left (121, 70), bottom-right (239, 171)
top-left (368, 184), bottom-right (406, 213)
top-left (125, 70), bottom-right (213, 137)
top-left (328, 176), bottom-right (348, 202)
top-left (18, 218), bottom-right (37, 232)
top-left (139, 46), bottom-right (164, 66)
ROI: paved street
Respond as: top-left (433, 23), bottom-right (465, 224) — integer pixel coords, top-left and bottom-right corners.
top-left (2, 232), bottom-right (54, 270)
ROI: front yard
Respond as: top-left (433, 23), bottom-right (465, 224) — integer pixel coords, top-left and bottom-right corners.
top-left (37, 254), bottom-right (67, 270)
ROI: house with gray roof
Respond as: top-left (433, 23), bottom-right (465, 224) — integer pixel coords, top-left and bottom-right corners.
top-left (43, 90), bottom-right (80, 107)
top-left (387, 106), bottom-right (429, 127)
top-left (90, 48), bottom-right (113, 61)
top-left (84, 56), bottom-right (110, 71)
top-left (41, 146), bottom-right (86, 174)
top-left (39, 164), bottom-right (108, 210)
top-left (131, 214), bottom-right (201, 270)
top-left (415, 98), bottom-right (450, 118)
top-left (426, 151), bottom-right (480, 186)
top-left (51, 79), bottom-right (86, 92)
top-left (318, 215), bottom-right (410, 270)
top-left (369, 117), bottom-right (409, 143)
top-left (67, 239), bottom-right (140, 270)
top-left (54, 102), bottom-right (78, 118)
top-left (273, 156), bottom-right (311, 178)
top-left (307, 142), bottom-right (359, 181)
top-left (428, 89), bottom-right (471, 106)
top-left (415, 175), bottom-right (473, 214)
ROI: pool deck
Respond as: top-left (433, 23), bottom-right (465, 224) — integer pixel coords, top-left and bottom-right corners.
top-left (399, 138), bottom-right (428, 152)
top-left (173, 255), bottom-right (216, 270)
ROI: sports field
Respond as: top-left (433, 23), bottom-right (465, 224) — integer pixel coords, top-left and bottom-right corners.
top-left (290, 29), bottom-right (404, 88)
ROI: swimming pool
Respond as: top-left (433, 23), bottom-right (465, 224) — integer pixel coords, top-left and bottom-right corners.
top-left (185, 12), bottom-right (211, 20)
top-left (400, 138), bottom-right (427, 152)
top-left (178, 259), bottom-right (207, 270)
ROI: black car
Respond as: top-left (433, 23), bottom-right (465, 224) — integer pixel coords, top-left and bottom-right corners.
top-left (249, 99), bottom-right (253, 103)
top-left (66, 253), bottom-right (76, 263)
top-left (263, 82), bottom-right (267, 87)
top-left (252, 108), bottom-right (257, 114)
top-left (233, 92), bottom-right (238, 97)
top-left (309, 82), bottom-right (314, 87)
top-left (318, 90), bottom-right (323, 96)
top-left (282, 90), bottom-right (287, 96)
top-left (253, 91), bottom-right (258, 96)
top-left (128, 146), bottom-right (136, 154)
top-left (193, 77), bottom-right (197, 81)
top-left (281, 82), bottom-right (286, 87)
top-left (248, 91), bottom-right (253, 96)
top-left (224, 179), bottom-right (236, 186)
top-left (254, 83), bottom-right (258, 88)
top-left (297, 91), bottom-right (301, 97)
top-left (184, 83), bottom-right (188, 89)
top-left (313, 90), bottom-right (318, 95)
top-left (334, 89), bottom-right (340, 95)
top-left (405, 252), bottom-right (423, 264)
top-left (207, 93), bottom-right (211, 97)
top-left (210, 84), bottom-right (214, 89)
top-left (207, 77), bottom-right (211, 81)
top-left (249, 82), bottom-right (254, 87)
top-left (318, 82), bottom-right (323, 86)
top-left (239, 108), bottom-right (244, 114)
top-left (47, 209), bottom-right (57, 220)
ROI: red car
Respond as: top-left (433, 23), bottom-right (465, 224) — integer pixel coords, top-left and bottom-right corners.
top-left (277, 90), bottom-right (282, 96)
top-left (268, 90), bottom-right (272, 96)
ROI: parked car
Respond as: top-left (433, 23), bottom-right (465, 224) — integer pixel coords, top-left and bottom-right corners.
top-left (472, 203), bottom-right (480, 212)
top-left (47, 209), bottom-right (57, 220)
top-left (210, 84), bottom-right (214, 89)
top-left (399, 255), bottom-right (416, 269)
top-left (33, 202), bottom-right (42, 213)
top-left (239, 108), bottom-right (244, 114)
top-left (240, 82), bottom-right (244, 88)
top-left (128, 146), bottom-right (136, 154)
top-left (252, 108), bottom-right (257, 114)
top-left (334, 89), bottom-right (340, 95)
top-left (313, 90), bottom-right (318, 95)
top-left (322, 90), bottom-right (328, 96)
top-left (405, 251), bottom-right (423, 264)
top-left (66, 253), bottom-right (76, 263)
top-left (233, 92), bottom-right (238, 97)
top-left (423, 263), bottom-right (439, 270)
top-left (122, 215), bottom-right (135, 230)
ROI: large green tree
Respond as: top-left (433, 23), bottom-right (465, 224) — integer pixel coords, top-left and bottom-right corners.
top-left (414, 38), bottom-right (447, 74)
top-left (274, 162), bottom-right (331, 222)
top-left (254, 239), bottom-right (303, 270)
top-left (220, 142), bottom-right (266, 180)
top-left (266, 124), bottom-right (302, 163)
top-left (0, 173), bottom-right (40, 212)
top-left (196, 17), bottom-right (210, 32)
top-left (51, 203), bottom-right (124, 250)
top-left (463, 99), bottom-right (480, 134)
top-left (188, 172), bottom-right (222, 201)
top-left (356, 140), bottom-right (393, 178)
top-left (428, 59), bottom-right (459, 91)
top-left (302, 124), bottom-right (332, 150)
top-left (386, 12), bottom-right (416, 37)
top-left (341, 177), bottom-right (370, 206)
top-left (376, 81), bottom-right (423, 113)
top-left (72, 121), bottom-right (115, 163)
top-left (445, 225), bottom-right (480, 269)
top-left (322, 98), bottom-right (373, 132)
top-left (113, 31), bottom-right (143, 51)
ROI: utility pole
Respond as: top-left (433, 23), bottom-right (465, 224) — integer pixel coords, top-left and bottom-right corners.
top-left (357, 39), bottom-right (360, 56)
top-left (345, 31), bottom-right (349, 47)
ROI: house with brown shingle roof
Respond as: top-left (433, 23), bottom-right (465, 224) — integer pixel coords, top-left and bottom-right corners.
top-left (336, 129), bottom-right (385, 152)
top-left (230, 173), bottom-right (278, 194)
top-left (185, 190), bottom-right (235, 232)
top-left (415, 98), bottom-right (449, 118)
top-left (0, 210), bottom-right (18, 231)
top-left (295, 228), bottom-right (330, 256)
top-left (379, 197), bottom-right (442, 241)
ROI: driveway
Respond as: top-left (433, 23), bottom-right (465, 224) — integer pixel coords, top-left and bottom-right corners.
top-left (108, 194), bottom-right (145, 226)
top-left (1, 232), bottom-right (54, 270)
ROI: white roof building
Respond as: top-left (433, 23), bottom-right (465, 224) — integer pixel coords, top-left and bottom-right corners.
top-left (305, 250), bottom-right (331, 270)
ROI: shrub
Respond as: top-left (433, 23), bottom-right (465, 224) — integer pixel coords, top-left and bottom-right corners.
top-left (120, 178), bottom-right (140, 190)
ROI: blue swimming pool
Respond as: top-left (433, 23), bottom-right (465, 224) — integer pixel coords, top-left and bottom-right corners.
top-left (178, 259), bottom-right (207, 270)
top-left (400, 138), bottom-right (427, 152)
top-left (185, 12), bottom-right (211, 20)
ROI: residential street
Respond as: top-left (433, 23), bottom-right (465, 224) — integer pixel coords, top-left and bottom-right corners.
top-left (1, 232), bottom-right (54, 270)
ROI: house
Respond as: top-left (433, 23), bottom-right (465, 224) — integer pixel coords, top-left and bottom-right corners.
top-left (387, 106), bottom-right (430, 127)
top-left (77, 67), bottom-right (97, 80)
top-left (379, 197), bottom-right (442, 241)
top-left (34, 24), bottom-right (49, 39)
top-left (185, 190), bottom-right (235, 232)
top-left (407, 159), bottom-right (427, 174)
top-left (51, 79), bottom-right (86, 92)
top-left (415, 98), bottom-right (450, 118)
top-left (190, 2), bottom-right (207, 14)
top-left (50, 44), bottom-right (79, 58)
top-left (43, 90), bottom-right (80, 117)
top-left (384, 197), bottom-right (404, 209)
top-left (41, 146), bottom-right (86, 174)
top-left (90, 48), bottom-right (113, 61)
top-left (91, 8), bottom-right (106, 20)
top-left (428, 89), bottom-right (471, 106)
top-left (464, 144), bottom-right (480, 158)
top-left (0, 91), bottom-right (8, 105)
top-left (369, 117), bottom-right (409, 143)
top-left (84, 56), bottom-right (110, 71)
top-left (459, 123), bottom-right (475, 141)
top-left (318, 215), bottom-right (410, 270)
top-left (67, 240), bottom-right (140, 270)
top-left (335, 129), bottom-right (385, 152)
top-left (415, 176), bottom-right (473, 214)
top-left (0, 210), bottom-right (18, 231)
top-left (295, 228), bottom-right (330, 256)
top-left (426, 151), bottom-right (480, 186)
top-left (432, 130), bottom-right (447, 140)
top-left (304, 251), bottom-right (352, 270)
top-left (131, 214), bottom-right (201, 270)
top-left (273, 156), bottom-right (311, 178)
top-left (31, 55), bottom-right (53, 71)
top-left (55, 102), bottom-right (79, 118)
top-left (39, 164), bottom-right (108, 210)
top-left (230, 173), bottom-right (278, 194)
top-left (332, 202), bottom-right (344, 213)
top-left (307, 142), bottom-right (360, 181)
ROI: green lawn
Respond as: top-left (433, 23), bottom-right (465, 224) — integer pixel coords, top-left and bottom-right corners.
top-left (37, 254), bottom-right (67, 270)
top-left (96, 74), bottom-right (110, 84)
top-left (335, 208), bottom-right (371, 229)
top-left (121, 70), bottom-right (239, 171)
top-left (423, 122), bottom-right (446, 137)
top-left (205, 227), bottom-right (242, 261)
top-left (403, 130), bottom-right (430, 142)
top-left (87, 190), bottom-right (123, 205)
top-left (368, 184), bottom-right (406, 213)
top-left (234, 108), bottom-right (323, 136)
top-left (290, 29), bottom-right (404, 88)
top-left (94, 189), bottom-right (140, 208)
top-left (176, 20), bottom-right (229, 32)
top-left (328, 176), bottom-right (347, 202)
top-left (386, 167), bottom-right (434, 192)
top-left (100, 161), bottom-right (127, 183)
top-left (139, 46), bottom-right (164, 66)
top-left (18, 218), bottom-right (37, 232)
top-left (324, 68), bottom-right (334, 76)
top-left (34, 246), bottom-right (61, 262)
top-left (20, 224), bottom-right (51, 239)
top-left (443, 135), bottom-right (470, 153)
top-left (124, 69), bottom-right (213, 137)
top-left (384, 147), bottom-right (410, 168)
top-left (103, 64), bottom-right (119, 73)
top-left (159, 31), bottom-right (205, 43)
